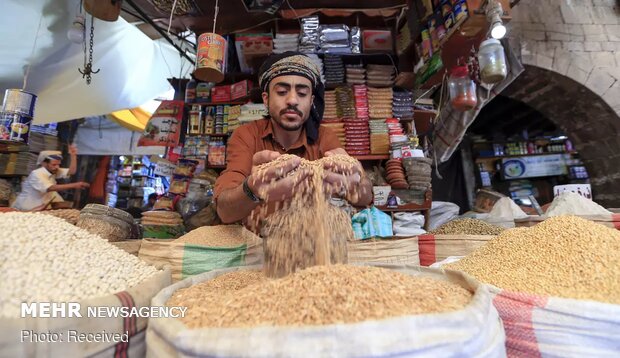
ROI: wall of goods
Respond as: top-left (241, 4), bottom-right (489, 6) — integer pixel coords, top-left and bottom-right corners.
top-left (472, 135), bottom-right (589, 204)
top-left (106, 155), bottom-right (164, 209)
top-left (176, 13), bottom-right (448, 215)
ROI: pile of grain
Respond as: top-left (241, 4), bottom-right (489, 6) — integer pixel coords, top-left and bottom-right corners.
top-left (167, 265), bottom-right (472, 328)
top-left (175, 225), bottom-right (252, 247)
top-left (40, 209), bottom-right (81, 225)
top-left (546, 192), bottom-right (611, 216)
top-left (429, 218), bottom-right (505, 235)
top-left (447, 215), bottom-right (620, 304)
top-left (0, 212), bottom-right (159, 317)
top-left (142, 210), bottom-right (184, 226)
top-left (256, 154), bottom-right (359, 277)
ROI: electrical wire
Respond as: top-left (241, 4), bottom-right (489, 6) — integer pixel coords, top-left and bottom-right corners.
top-left (167, 0), bottom-right (179, 34)
top-left (23, 13), bottom-right (45, 90)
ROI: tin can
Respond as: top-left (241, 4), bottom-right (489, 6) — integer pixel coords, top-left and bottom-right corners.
top-left (2, 89), bottom-right (37, 117)
top-left (0, 111), bottom-right (32, 144)
top-left (194, 33), bottom-right (227, 83)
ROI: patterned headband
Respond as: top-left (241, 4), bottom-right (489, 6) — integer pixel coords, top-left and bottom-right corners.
top-left (258, 55), bottom-right (321, 92)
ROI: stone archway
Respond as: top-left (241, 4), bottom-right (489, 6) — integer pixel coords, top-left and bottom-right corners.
top-left (502, 64), bottom-right (620, 206)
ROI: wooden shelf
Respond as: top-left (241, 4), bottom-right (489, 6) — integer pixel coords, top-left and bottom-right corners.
top-left (0, 173), bottom-right (26, 177)
top-left (186, 101), bottom-right (247, 106)
top-left (376, 203), bottom-right (432, 212)
top-left (186, 133), bottom-right (230, 138)
top-left (475, 152), bottom-right (577, 160)
top-left (352, 155), bottom-right (389, 161)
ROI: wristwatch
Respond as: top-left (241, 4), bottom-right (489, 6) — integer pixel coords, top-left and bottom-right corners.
top-left (243, 177), bottom-right (262, 203)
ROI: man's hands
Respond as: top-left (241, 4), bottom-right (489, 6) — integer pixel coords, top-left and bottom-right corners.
top-left (246, 150), bottom-right (311, 202)
top-left (323, 149), bottom-right (364, 198)
top-left (68, 144), bottom-right (78, 156)
top-left (73, 181), bottom-right (90, 190)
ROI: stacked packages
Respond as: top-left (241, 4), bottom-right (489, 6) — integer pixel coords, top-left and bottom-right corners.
top-left (273, 33), bottom-right (299, 54)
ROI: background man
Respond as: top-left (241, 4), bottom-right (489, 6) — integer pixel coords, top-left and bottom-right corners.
top-left (12, 145), bottom-right (90, 211)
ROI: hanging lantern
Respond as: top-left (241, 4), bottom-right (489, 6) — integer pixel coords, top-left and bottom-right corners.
top-left (193, 33), bottom-right (227, 83)
top-left (83, 0), bottom-right (122, 22)
top-left (448, 66), bottom-right (477, 111)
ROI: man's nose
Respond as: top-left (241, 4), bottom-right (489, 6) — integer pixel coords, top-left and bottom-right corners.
top-left (285, 91), bottom-right (299, 106)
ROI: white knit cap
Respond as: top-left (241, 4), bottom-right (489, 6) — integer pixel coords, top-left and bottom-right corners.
top-left (37, 150), bottom-right (63, 165)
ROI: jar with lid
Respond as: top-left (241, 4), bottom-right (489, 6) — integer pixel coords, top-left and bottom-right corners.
top-left (478, 39), bottom-right (507, 84)
top-left (448, 65), bottom-right (477, 111)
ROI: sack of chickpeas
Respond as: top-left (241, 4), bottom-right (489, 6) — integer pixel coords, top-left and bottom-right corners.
top-left (0, 212), bottom-right (171, 357)
top-left (145, 264), bottom-right (506, 357)
top-left (138, 225), bottom-right (263, 282)
top-left (444, 216), bottom-right (620, 357)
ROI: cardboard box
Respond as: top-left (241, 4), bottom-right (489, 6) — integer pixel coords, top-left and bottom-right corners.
top-left (211, 85), bottom-right (232, 103)
top-left (231, 80), bottom-right (253, 100)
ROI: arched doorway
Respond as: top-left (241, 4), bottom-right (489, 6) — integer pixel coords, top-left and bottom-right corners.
top-left (500, 65), bottom-right (620, 206)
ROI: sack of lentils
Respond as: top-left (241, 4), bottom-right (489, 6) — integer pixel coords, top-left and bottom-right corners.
top-left (0, 212), bottom-right (171, 358)
top-left (146, 264), bottom-right (506, 357)
top-left (138, 225), bottom-right (263, 282)
top-left (446, 215), bottom-right (620, 357)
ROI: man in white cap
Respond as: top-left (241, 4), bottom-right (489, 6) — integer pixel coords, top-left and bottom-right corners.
top-left (12, 145), bottom-right (90, 211)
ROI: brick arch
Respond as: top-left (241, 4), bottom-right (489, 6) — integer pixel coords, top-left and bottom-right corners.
top-left (502, 64), bottom-right (620, 206)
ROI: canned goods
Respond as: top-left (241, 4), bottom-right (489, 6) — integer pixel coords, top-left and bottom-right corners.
top-left (2, 89), bottom-right (37, 117)
top-left (0, 111), bottom-right (32, 143)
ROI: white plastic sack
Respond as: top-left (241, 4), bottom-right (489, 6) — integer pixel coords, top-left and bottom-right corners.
top-left (393, 212), bottom-right (427, 236)
top-left (0, 269), bottom-right (170, 358)
top-left (490, 288), bottom-right (620, 357)
top-left (429, 201), bottom-right (460, 230)
top-left (147, 264), bottom-right (506, 358)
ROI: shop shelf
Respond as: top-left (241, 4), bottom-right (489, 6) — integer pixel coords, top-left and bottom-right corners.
top-left (352, 155), bottom-right (390, 161)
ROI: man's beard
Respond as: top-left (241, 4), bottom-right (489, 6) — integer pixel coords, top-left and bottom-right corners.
top-left (269, 104), bottom-right (306, 131)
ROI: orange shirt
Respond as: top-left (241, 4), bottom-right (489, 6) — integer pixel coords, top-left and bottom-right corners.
top-left (214, 118), bottom-right (342, 231)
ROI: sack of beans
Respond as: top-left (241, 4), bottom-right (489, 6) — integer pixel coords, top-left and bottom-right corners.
top-left (446, 215), bottom-right (620, 356)
top-left (0, 212), bottom-right (170, 357)
top-left (138, 225), bottom-right (263, 282)
top-left (418, 234), bottom-right (496, 266)
top-left (347, 236), bottom-right (420, 266)
top-left (77, 204), bottom-right (134, 242)
top-left (146, 264), bottom-right (506, 357)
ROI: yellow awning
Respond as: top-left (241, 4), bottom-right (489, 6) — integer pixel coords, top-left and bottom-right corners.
top-left (109, 107), bottom-right (152, 132)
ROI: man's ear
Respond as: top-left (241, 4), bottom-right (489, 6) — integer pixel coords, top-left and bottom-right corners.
top-left (262, 92), bottom-right (269, 106)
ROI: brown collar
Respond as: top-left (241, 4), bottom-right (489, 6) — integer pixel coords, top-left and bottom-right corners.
top-left (259, 118), bottom-right (310, 152)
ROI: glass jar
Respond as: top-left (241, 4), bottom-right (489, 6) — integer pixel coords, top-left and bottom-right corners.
top-left (448, 66), bottom-right (477, 111)
top-left (478, 39), bottom-right (507, 84)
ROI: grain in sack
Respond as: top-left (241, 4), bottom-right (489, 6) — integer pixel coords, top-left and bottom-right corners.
top-left (447, 215), bottom-right (620, 357)
top-left (146, 264), bottom-right (506, 357)
top-left (0, 212), bottom-right (170, 358)
top-left (138, 225), bottom-right (263, 282)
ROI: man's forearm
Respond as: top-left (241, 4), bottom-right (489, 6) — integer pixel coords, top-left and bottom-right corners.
top-left (68, 155), bottom-right (77, 175)
top-left (348, 177), bottom-right (373, 207)
top-left (216, 184), bottom-right (260, 223)
top-left (47, 183), bottom-right (76, 192)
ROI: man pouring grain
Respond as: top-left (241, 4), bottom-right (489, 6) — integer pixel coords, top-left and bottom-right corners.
top-left (12, 145), bottom-right (90, 211)
top-left (215, 52), bottom-right (372, 231)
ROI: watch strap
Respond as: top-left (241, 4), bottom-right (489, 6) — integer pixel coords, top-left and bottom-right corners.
top-left (243, 177), bottom-right (262, 203)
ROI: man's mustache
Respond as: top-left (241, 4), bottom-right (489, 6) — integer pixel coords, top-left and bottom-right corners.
top-left (280, 106), bottom-right (303, 117)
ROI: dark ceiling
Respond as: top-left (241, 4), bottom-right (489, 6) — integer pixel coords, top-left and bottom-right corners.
top-left (122, 0), bottom-right (408, 37)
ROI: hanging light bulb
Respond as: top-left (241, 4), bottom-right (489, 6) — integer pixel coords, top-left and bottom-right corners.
top-left (486, 1), bottom-right (506, 40)
top-left (67, 14), bottom-right (85, 44)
